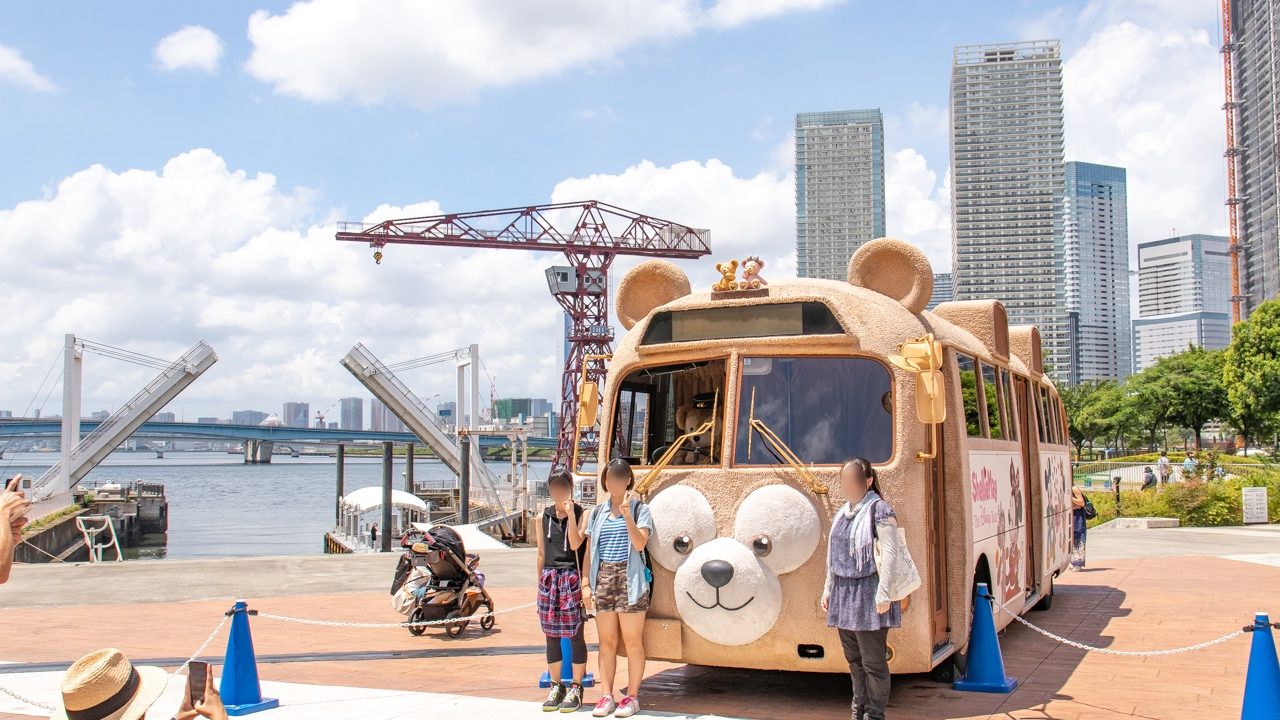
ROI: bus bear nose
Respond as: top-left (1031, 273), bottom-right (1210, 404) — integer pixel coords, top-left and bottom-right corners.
top-left (701, 559), bottom-right (734, 588)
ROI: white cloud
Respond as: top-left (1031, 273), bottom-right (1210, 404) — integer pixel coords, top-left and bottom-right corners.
top-left (885, 148), bottom-right (951, 272)
top-left (0, 150), bottom-right (793, 419)
top-left (1061, 14), bottom-right (1226, 245)
top-left (0, 43), bottom-right (55, 92)
top-left (551, 157), bottom-right (796, 283)
top-left (0, 150), bottom-right (562, 419)
top-left (155, 25), bottom-right (224, 73)
top-left (244, 0), bottom-right (839, 108)
top-left (578, 105), bottom-right (615, 121)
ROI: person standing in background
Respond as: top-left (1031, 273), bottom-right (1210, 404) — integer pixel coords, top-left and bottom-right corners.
top-left (1157, 451), bottom-right (1171, 485)
top-left (370, 522), bottom-right (379, 548)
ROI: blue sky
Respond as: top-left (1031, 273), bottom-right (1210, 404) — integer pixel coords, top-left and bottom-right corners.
top-left (0, 0), bottom-right (1228, 420)
top-left (0, 0), bottom-right (1030, 215)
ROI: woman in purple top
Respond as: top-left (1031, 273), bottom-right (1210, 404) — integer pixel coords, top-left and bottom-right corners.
top-left (821, 457), bottom-right (901, 720)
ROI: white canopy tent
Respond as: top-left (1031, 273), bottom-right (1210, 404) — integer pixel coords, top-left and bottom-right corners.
top-left (337, 487), bottom-right (428, 547)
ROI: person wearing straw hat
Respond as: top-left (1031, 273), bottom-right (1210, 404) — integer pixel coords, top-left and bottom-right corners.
top-left (51, 648), bottom-right (227, 720)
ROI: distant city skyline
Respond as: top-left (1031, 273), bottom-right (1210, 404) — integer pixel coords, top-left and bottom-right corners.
top-left (1064, 161), bottom-right (1130, 384)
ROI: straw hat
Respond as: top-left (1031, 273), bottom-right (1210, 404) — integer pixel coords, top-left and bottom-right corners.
top-left (51, 648), bottom-right (169, 720)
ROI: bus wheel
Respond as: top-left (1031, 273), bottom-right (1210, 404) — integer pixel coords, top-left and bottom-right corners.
top-left (1032, 580), bottom-right (1054, 611)
top-left (930, 655), bottom-right (960, 683)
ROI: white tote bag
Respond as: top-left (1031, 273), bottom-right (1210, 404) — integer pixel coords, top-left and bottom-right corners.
top-left (872, 501), bottom-right (922, 603)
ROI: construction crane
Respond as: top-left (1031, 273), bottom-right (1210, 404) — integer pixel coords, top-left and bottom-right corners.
top-left (336, 200), bottom-right (711, 469)
top-left (1221, 0), bottom-right (1246, 323)
top-left (314, 400), bottom-right (338, 428)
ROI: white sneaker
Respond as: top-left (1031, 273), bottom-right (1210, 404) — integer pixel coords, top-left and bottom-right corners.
top-left (615, 695), bottom-right (640, 718)
top-left (592, 695), bottom-right (618, 717)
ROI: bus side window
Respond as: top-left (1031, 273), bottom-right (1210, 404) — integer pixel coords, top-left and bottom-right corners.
top-left (1001, 369), bottom-right (1018, 440)
top-left (956, 353), bottom-right (983, 438)
top-left (1035, 385), bottom-right (1051, 443)
top-left (613, 386), bottom-right (652, 461)
top-left (1055, 396), bottom-right (1067, 446)
top-left (979, 362), bottom-right (1004, 440)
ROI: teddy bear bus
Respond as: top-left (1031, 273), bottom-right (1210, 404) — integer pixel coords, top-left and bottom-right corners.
top-left (571, 236), bottom-right (1074, 678)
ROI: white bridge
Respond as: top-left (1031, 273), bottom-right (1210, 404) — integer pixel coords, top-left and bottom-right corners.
top-left (27, 335), bottom-right (218, 517)
top-left (340, 343), bottom-right (519, 536)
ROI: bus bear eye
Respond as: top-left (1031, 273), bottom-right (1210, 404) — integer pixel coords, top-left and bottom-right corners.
top-left (751, 535), bottom-right (772, 557)
top-left (673, 535), bottom-right (692, 555)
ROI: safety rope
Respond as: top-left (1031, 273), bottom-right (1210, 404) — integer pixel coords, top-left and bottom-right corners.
top-left (256, 601), bottom-right (535, 629)
top-left (19, 539), bottom-right (65, 562)
top-left (985, 593), bottom-right (1247, 657)
top-left (0, 611), bottom-right (230, 713)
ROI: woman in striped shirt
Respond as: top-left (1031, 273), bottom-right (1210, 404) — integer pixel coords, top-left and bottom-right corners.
top-left (582, 459), bottom-right (654, 718)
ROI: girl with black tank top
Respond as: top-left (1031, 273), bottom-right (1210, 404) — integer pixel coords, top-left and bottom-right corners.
top-left (536, 470), bottom-right (589, 712)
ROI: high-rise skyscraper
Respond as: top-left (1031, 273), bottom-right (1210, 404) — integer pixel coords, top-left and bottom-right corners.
top-left (950, 40), bottom-right (1067, 377)
top-left (1231, 0), bottom-right (1280, 312)
top-left (795, 109), bottom-right (885, 280)
top-left (339, 397), bottom-right (363, 431)
top-left (1063, 162), bottom-right (1130, 384)
top-left (1131, 234), bottom-right (1232, 372)
top-left (369, 398), bottom-right (407, 433)
top-left (927, 273), bottom-right (954, 310)
top-left (282, 402), bottom-right (309, 429)
top-left (232, 410), bottom-right (268, 426)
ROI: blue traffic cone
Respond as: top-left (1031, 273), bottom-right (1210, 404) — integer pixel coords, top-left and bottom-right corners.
top-left (538, 637), bottom-right (596, 688)
top-left (954, 583), bottom-right (1018, 693)
top-left (219, 600), bottom-right (280, 715)
top-left (1242, 612), bottom-right (1280, 720)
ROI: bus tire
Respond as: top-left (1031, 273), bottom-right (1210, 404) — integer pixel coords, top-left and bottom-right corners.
top-left (1032, 580), bottom-right (1054, 611)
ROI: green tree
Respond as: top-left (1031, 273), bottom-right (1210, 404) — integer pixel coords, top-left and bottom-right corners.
top-left (1224, 299), bottom-right (1280, 448)
top-left (1140, 346), bottom-right (1229, 449)
top-left (1126, 365), bottom-right (1174, 450)
top-left (1061, 380), bottom-right (1104, 455)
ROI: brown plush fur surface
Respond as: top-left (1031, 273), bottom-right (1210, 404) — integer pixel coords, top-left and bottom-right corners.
top-left (604, 238), bottom-right (1059, 674)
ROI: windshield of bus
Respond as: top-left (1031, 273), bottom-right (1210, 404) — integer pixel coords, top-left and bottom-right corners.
top-left (609, 359), bottom-right (728, 466)
top-left (734, 356), bottom-right (893, 466)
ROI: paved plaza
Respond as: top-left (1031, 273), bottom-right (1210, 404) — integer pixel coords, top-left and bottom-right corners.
top-left (1, 525), bottom-right (1278, 719)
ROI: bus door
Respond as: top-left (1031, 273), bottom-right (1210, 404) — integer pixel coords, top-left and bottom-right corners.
top-left (927, 421), bottom-right (949, 648)
top-left (1013, 375), bottom-right (1040, 592)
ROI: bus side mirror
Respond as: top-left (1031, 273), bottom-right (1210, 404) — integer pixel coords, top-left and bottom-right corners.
top-left (916, 370), bottom-right (946, 424)
top-left (890, 334), bottom-right (946, 425)
top-left (578, 381), bottom-right (600, 428)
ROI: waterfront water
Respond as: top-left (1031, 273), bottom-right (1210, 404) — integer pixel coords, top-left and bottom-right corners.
top-left (1, 451), bottom-right (543, 559)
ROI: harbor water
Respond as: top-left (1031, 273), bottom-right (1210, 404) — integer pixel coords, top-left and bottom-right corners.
top-left (1, 451), bottom-right (542, 559)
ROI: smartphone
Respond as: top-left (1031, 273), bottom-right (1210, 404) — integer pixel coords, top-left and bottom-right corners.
top-left (187, 661), bottom-right (210, 706)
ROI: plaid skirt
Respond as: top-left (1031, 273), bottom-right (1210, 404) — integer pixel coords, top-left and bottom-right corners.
top-left (537, 567), bottom-right (584, 639)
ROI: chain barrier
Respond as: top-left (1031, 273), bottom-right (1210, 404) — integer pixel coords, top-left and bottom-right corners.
top-left (0, 678), bottom-right (56, 713)
top-left (983, 592), bottom-right (1247, 657)
top-left (256, 601), bottom-right (535, 629)
top-left (0, 611), bottom-right (229, 713)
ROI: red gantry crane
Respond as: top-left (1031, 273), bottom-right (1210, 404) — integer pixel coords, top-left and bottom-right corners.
top-left (336, 200), bottom-right (711, 469)
top-left (1221, 0), bottom-right (1246, 323)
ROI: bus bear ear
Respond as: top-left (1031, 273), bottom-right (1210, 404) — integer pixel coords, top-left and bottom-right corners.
top-left (616, 260), bottom-right (691, 330)
top-left (847, 237), bottom-right (934, 314)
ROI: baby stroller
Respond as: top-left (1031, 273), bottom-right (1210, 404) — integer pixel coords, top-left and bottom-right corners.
top-left (390, 525), bottom-right (496, 638)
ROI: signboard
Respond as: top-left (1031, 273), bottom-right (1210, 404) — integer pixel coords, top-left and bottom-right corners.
top-left (579, 477), bottom-right (597, 505)
top-left (1243, 486), bottom-right (1269, 525)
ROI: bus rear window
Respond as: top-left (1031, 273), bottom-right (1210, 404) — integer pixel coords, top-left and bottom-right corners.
top-left (641, 302), bottom-right (843, 344)
top-left (734, 356), bottom-right (892, 465)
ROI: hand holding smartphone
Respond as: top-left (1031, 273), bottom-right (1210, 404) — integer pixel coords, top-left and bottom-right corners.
top-left (187, 661), bottom-right (210, 708)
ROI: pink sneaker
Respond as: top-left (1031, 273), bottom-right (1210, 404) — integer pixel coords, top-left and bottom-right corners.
top-left (615, 696), bottom-right (640, 718)
top-left (592, 695), bottom-right (618, 717)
